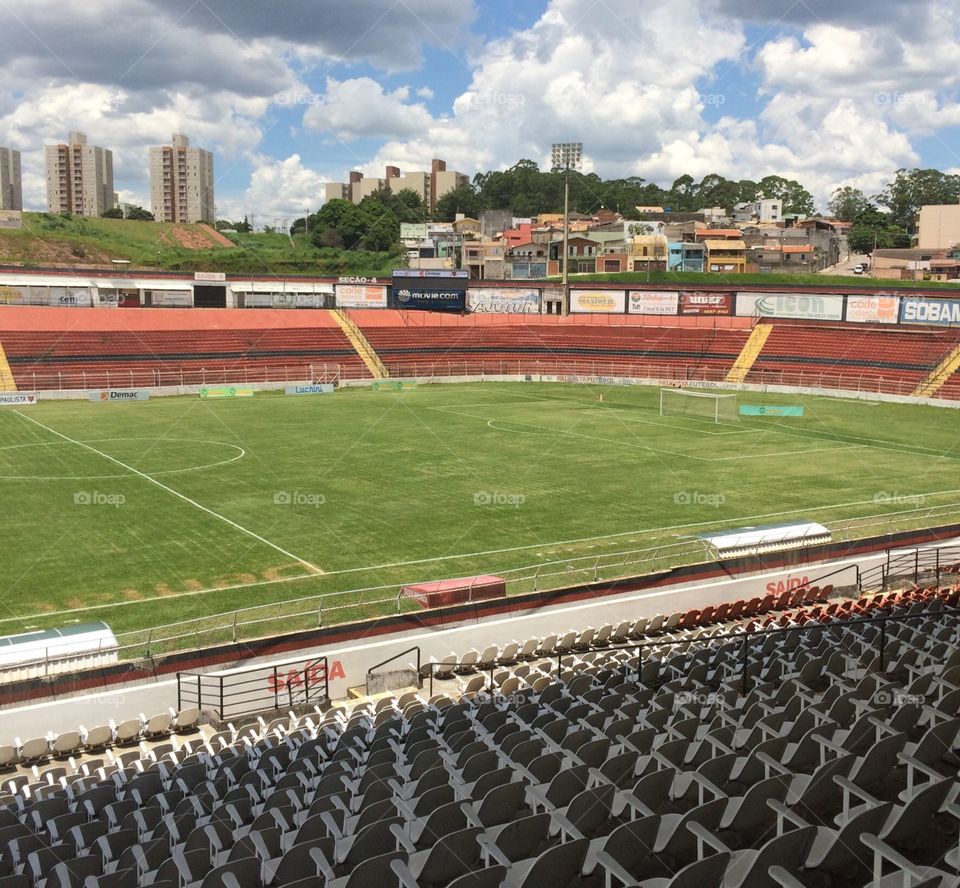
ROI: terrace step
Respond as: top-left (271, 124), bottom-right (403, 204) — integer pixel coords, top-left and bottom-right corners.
top-left (726, 320), bottom-right (773, 382)
top-left (913, 340), bottom-right (960, 397)
top-left (332, 309), bottom-right (389, 379)
top-left (0, 340), bottom-right (16, 391)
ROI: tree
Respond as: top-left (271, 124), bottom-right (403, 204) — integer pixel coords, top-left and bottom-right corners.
top-left (101, 207), bottom-right (124, 219)
top-left (434, 184), bottom-right (482, 222)
top-left (362, 214), bottom-right (399, 252)
top-left (876, 168), bottom-right (960, 231)
top-left (237, 216), bottom-right (252, 233)
top-left (847, 205), bottom-right (910, 254)
top-left (314, 227), bottom-right (344, 248)
top-left (125, 206), bottom-right (155, 222)
top-left (827, 186), bottom-right (869, 222)
top-left (313, 198), bottom-right (353, 232)
top-left (757, 175), bottom-right (816, 216)
top-left (332, 204), bottom-right (371, 249)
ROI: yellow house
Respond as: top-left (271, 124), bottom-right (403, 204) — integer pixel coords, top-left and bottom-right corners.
top-left (626, 234), bottom-right (669, 272)
top-left (704, 239), bottom-right (747, 273)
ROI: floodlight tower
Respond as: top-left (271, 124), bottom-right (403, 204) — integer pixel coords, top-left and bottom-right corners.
top-left (551, 142), bottom-right (583, 316)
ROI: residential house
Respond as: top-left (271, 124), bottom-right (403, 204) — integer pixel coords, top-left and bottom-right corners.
top-left (667, 242), bottom-right (706, 272)
top-left (505, 241), bottom-right (549, 279)
top-left (704, 239), bottom-right (747, 273)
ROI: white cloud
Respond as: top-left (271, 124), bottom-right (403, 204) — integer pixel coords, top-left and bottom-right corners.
top-left (303, 77), bottom-right (436, 141)
top-left (221, 155), bottom-right (327, 225)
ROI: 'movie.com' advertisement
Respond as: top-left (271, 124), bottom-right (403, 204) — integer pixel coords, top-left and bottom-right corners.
top-left (391, 270), bottom-right (468, 313)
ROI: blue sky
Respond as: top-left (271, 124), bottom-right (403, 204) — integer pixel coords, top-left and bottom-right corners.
top-left (0, 0), bottom-right (958, 221)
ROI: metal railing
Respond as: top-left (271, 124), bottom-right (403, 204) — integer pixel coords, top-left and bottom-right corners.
top-left (176, 655), bottom-right (329, 720)
top-left (13, 357), bottom-right (960, 401)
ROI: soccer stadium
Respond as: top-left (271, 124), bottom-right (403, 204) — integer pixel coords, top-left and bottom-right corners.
top-left (0, 268), bottom-right (958, 888)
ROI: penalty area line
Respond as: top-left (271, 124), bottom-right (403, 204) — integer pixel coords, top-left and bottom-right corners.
top-left (11, 410), bottom-right (324, 577)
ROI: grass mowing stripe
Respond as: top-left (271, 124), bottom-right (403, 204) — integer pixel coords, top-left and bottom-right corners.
top-left (11, 409), bottom-right (324, 576)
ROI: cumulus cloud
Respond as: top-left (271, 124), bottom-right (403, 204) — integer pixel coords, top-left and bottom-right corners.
top-left (220, 154), bottom-right (328, 224)
top-left (303, 78), bottom-right (436, 141)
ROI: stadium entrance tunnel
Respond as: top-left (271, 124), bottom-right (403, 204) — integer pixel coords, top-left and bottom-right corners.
top-left (193, 284), bottom-right (227, 308)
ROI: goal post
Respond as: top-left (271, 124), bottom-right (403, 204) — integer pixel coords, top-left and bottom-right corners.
top-left (659, 388), bottom-right (738, 423)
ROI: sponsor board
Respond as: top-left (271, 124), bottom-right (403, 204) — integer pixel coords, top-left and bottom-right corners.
top-left (0, 210), bottom-right (22, 229)
top-left (736, 292), bottom-right (844, 321)
top-left (0, 392), bottom-right (36, 406)
top-left (89, 389), bottom-right (151, 403)
top-left (846, 294), bottom-right (900, 324)
top-left (467, 287), bottom-right (540, 314)
top-left (628, 290), bottom-right (678, 315)
top-left (150, 290), bottom-right (193, 307)
top-left (194, 271), bottom-right (226, 282)
top-left (739, 405), bottom-right (804, 416)
top-left (285, 384), bottom-right (334, 396)
top-left (199, 386), bottom-right (254, 399)
top-left (335, 284), bottom-right (388, 309)
top-left (900, 297), bottom-right (960, 326)
top-left (371, 381), bottom-right (416, 391)
top-left (680, 291), bottom-right (733, 316)
top-left (399, 223), bottom-right (428, 240)
top-left (570, 289), bottom-right (626, 313)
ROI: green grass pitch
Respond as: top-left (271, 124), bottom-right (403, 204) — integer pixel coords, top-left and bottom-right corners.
top-left (1, 382), bottom-right (958, 646)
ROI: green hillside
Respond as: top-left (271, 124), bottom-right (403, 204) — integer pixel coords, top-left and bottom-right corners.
top-left (0, 213), bottom-right (400, 276)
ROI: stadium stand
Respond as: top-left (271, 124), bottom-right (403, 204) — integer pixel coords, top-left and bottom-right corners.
top-left (1, 581), bottom-right (957, 888)
top-left (745, 322), bottom-right (960, 393)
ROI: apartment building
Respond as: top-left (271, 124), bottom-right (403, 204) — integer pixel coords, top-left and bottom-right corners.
top-left (45, 132), bottom-right (115, 216)
top-left (0, 147), bottom-right (22, 211)
top-left (149, 134), bottom-right (214, 224)
top-left (325, 158), bottom-right (467, 210)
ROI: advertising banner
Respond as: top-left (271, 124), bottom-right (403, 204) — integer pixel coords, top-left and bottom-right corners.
top-left (628, 290), bottom-right (678, 315)
top-left (391, 270), bottom-right (468, 313)
top-left (0, 392), bottom-right (36, 406)
top-left (467, 288), bottom-right (540, 314)
top-left (335, 284), bottom-right (388, 309)
top-left (736, 292), bottom-right (844, 321)
top-left (199, 386), bottom-right (254, 399)
top-left (150, 290), bottom-right (193, 307)
top-left (845, 294), bottom-right (900, 324)
top-left (899, 297), bottom-right (960, 326)
top-left (739, 405), bottom-right (804, 416)
top-left (400, 223), bottom-right (428, 240)
top-left (680, 291), bottom-right (734, 316)
top-left (0, 211), bottom-right (22, 229)
top-left (570, 289), bottom-right (626, 313)
top-left (89, 390), bottom-right (151, 403)
top-left (285, 383), bottom-right (334, 396)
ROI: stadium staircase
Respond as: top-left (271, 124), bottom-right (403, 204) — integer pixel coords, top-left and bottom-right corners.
top-left (330, 309), bottom-right (389, 379)
top-left (724, 320), bottom-right (772, 383)
top-left (0, 340), bottom-right (16, 391)
top-left (913, 340), bottom-right (960, 397)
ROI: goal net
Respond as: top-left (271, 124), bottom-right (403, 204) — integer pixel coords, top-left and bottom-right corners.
top-left (659, 388), bottom-right (738, 423)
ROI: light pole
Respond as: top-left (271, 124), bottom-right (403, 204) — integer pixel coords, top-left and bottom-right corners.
top-left (552, 142), bottom-right (582, 316)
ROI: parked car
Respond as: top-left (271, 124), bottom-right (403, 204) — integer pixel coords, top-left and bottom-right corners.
top-left (852, 263), bottom-right (864, 274)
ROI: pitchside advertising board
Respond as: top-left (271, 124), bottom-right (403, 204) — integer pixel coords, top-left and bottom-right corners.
top-left (628, 291), bottom-right (678, 315)
top-left (0, 392), bottom-right (36, 406)
top-left (391, 270), bottom-right (468, 313)
top-left (570, 289), bottom-right (626, 313)
top-left (736, 292), bottom-right (844, 321)
top-left (845, 294), bottom-right (900, 324)
top-left (467, 287), bottom-right (540, 314)
top-left (900, 297), bottom-right (960, 326)
top-left (285, 383), bottom-right (334, 396)
top-left (89, 390), bottom-right (150, 402)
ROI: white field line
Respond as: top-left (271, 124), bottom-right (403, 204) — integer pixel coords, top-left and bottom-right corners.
top-left (7, 488), bottom-right (960, 625)
top-left (11, 410), bottom-right (324, 576)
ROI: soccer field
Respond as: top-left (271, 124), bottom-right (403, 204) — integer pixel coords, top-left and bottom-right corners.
top-left (1, 382), bottom-right (958, 649)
